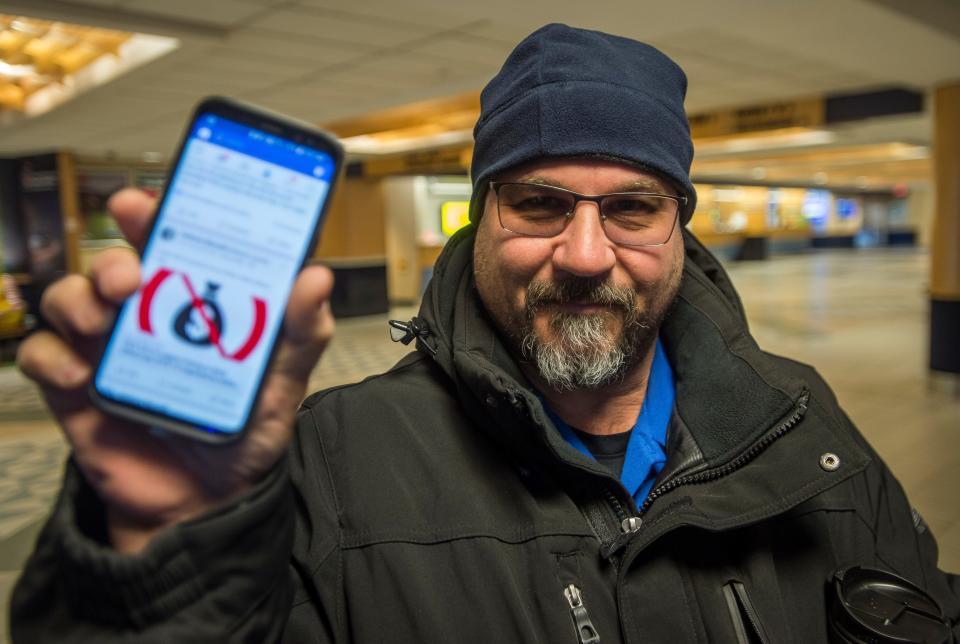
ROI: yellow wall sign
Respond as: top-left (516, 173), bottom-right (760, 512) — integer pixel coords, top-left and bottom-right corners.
top-left (441, 201), bottom-right (470, 236)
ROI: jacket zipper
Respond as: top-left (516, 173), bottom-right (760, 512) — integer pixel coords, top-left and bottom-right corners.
top-left (600, 391), bottom-right (810, 555)
top-left (603, 489), bottom-right (628, 525)
top-left (564, 584), bottom-right (601, 644)
top-left (574, 390), bottom-right (809, 552)
top-left (638, 390), bottom-right (809, 517)
top-left (723, 581), bottom-right (771, 644)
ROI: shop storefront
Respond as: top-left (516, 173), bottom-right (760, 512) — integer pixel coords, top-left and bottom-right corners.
top-left (688, 182), bottom-right (912, 260)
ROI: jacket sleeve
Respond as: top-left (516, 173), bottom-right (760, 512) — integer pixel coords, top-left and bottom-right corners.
top-left (8, 408), bottom-right (343, 643)
top-left (280, 399), bottom-right (347, 642)
top-left (782, 357), bottom-right (959, 638)
top-left (845, 410), bottom-right (960, 638)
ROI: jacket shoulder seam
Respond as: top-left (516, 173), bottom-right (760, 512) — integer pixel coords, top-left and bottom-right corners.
top-left (300, 351), bottom-right (430, 409)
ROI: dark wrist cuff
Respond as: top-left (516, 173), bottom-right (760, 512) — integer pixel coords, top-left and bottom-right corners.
top-left (50, 456), bottom-right (293, 627)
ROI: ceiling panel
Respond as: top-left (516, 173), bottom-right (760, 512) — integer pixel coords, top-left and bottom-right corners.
top-left (812, 73), bottom-right (890, 93)
top-left (245, 96), bottom-right (355, 122)
top-left (787, 67), bottom-right (879, 89)
top-left (247, 7), bottom-right (435, 46)
top-left (104, 83), bottom-right (228, 105)
top-left (145, 70), bottom-right (263, 93)
top-left (251, 81), bottom-right (399, 121)
top-left (2, 0), bottom-right (959, 158)
top-left (409, 32), bottom-right (516, 67)
top-left (331, 52), bottom-right (495, 88)
top-left (198, 47), bottom-right (330, 75)
top-left (96, 45), bottom-right (213, 85)
top-left (162, 61), bottom-right (310, 86)
top-left (118, 0), bottom-right (269, 27)
top-left (75, 126), bottom-right (185, 156)
top-left (251, 100), bottom-right (339, 123)
top-left (866, 0), bottom-right (960, 41)
top-left (290, 0), bottom-right (479, 30)
top-left (321, 70), bottom-right (438, 92)
top-left (666, 34), bottom-right (847, 83)
top-left (669, 57), bottom-right (751, 83)
top-left (56, 0), bottom-right (127, 5)
top-left (263, 75), bottom-right (404, 101)
top-left (452, 18), bottom-right (546, 46)
top-left (122, 73), bottom-right (256, 103)
top-left (218, 28), bottom-right (370, 64)
top-left (53, 100), bottom-right (184, 133)
top-left (659, 34), bottom-right (907, 106)
top-left (718, 1), bottom-right (960, 85)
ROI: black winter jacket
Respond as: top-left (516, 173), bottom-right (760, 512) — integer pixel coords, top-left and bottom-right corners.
top-left (11, 227), bottom-right (960, 643)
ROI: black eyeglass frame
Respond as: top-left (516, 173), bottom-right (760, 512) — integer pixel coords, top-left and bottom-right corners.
top-left (489, 181), bottom-right (687, 248)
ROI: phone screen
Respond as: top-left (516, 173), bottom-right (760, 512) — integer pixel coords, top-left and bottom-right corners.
top-left (94, 110), bottom-right (336, 438)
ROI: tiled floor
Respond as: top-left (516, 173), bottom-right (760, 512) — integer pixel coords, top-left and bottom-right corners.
top-left (0, 248), bottom-right (958, 639)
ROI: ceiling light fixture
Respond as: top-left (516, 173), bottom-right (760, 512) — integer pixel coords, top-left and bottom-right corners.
top-left (340, 128), bottom-right (473, 156)
top-left (0, 14), bottom-right (178, 120)
top-left (695, 128), bottom-right (836, 156)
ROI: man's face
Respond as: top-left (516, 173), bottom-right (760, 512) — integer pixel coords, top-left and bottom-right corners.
top-left (473, 158), bottom-right (684, 391)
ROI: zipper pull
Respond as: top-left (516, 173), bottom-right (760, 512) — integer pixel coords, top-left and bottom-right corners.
top-left (564, 584), bottom-right (601, 644)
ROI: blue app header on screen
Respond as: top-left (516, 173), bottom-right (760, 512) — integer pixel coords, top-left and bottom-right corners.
top-left (190, 113), bottom-right (335, 180)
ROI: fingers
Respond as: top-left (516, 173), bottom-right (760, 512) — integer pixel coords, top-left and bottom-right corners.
top-left (90, 246), bottom-right (141, 303)
top-left (39, 248), bottom-right (139, 340)
top-left (233, 266), bottom-right (335, 476)
top-left (269, 265), bottom-right (335, 384)
top-left (17, 331), bottom-right (92, 391)
top-left (282, 265), bottom-right (335, 347)
top-left (40, 275), bottom-right (110, 340)
top-left (107, 188), bottom-right (157, 250)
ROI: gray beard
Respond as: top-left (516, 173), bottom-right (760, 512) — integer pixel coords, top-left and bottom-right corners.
top-left (519, 278), bottom-right (660, 392)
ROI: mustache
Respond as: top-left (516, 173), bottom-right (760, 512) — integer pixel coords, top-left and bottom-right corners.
top-left (526, 278), bottom-right (637, 314)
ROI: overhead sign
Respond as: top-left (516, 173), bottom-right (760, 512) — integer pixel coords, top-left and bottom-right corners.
top-left (689, 97), bottom-right (825, 138)
top-left (362, 146), bottom-right (470, 177)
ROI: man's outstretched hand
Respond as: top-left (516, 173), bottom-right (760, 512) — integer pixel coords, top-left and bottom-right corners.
top-left (16, 188), bottom-right (335, 553)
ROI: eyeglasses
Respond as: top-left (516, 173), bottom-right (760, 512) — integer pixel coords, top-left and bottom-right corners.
top-left (490, 181), bottom-right (686, 247)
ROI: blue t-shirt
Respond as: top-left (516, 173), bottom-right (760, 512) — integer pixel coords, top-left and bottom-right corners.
top-left (548, 338), bottom-right (675, 504)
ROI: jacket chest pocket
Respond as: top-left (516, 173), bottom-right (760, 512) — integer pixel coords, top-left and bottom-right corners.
top-left (723, 580), bottom-right (771, 644)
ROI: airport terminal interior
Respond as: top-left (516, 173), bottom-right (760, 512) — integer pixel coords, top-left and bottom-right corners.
top-left (0, 0), bottom-right (959, 639)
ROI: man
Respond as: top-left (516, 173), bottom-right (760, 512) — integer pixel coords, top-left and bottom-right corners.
top-left (12, 24), bottom-right (960, 642)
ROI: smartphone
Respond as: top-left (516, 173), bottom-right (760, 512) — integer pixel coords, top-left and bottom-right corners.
top-left (90, 97), bottom-right (343, 443)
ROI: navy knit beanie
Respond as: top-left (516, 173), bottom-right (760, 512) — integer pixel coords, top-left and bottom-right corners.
top-left (469, 23), bottom-right (697, 224)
